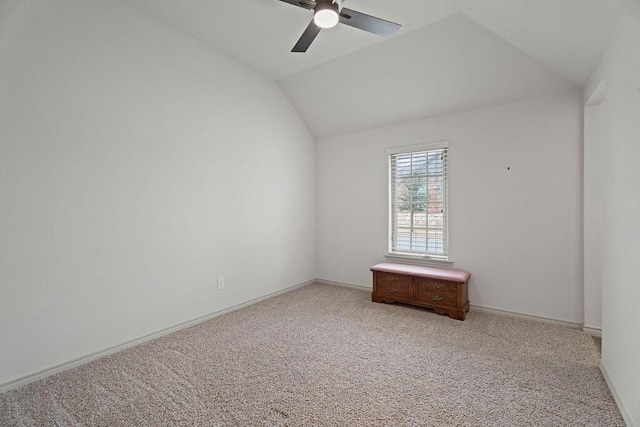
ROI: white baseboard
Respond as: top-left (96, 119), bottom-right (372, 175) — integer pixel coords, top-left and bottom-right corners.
top-left (469, 304), bottom-right (583, 329)
top-left (600, 360), bottom-right (635, 427)
top-left (583, 325), bottom-right (602, 337)
top-left (0, 279), bottom-right (315, 394)
top-left (315, 278), bottom-right (371, 291)
top-left (318, 279), bottom-right (589, 331)
top-left (0, 278), bottom-right (613, 402)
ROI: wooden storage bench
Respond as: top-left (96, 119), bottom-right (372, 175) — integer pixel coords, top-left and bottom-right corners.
top-left (371, 263), bottom-right (471, 320)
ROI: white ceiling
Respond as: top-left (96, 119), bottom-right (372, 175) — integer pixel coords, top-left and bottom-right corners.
top-left (460, 0), bottom-right (629, 87)
top-left (122, 0), bottom-right (627, 84)
top-left (280, 14), bottom-right (579, 139)
top-left (121, 0), bottom-right (459, 80)
top-left (121, 0), bottom-right (628, 138)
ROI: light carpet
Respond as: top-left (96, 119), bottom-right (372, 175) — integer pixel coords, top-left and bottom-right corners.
top-left (0, 283), bottom-right (624, 426)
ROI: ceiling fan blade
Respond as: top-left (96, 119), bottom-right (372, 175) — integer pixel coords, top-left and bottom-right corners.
top-left (292, 20), bottom-right (322, 52)
top-left (339, 8), bottom-right (401, 37)
top-left (278, 0), bottom-right (315, 11)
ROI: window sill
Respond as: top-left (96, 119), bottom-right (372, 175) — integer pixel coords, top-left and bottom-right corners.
top-left (385, 253), bottom-right (454, 267)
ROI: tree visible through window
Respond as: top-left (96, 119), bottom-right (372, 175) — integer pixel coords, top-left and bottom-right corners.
top-left (389, 143), bottom-right (448, 258)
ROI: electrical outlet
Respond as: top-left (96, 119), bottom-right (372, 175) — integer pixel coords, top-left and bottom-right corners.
top-left (217, 278), bottom-right (224, 290)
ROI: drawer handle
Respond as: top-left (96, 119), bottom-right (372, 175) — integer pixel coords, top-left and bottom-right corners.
top-left (386, 275), bottom-right (398, 281)
top-left (431, 295), bottom-right (444, 301)
top-left (387, 287), bottom-right (398, 293)
top-left (430, 282), bottom-right (444, 289)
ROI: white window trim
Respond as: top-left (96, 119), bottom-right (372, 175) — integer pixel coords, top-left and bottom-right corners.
top-left (384, 252), bottom-right (454, 267)
top-left (387, 140), bottom-right (451, 264)
top-left (386, 141), bottom-right (450, 156)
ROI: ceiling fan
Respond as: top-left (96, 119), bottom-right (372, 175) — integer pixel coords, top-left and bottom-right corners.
top-left (278, 0), bottom-right (401, 52)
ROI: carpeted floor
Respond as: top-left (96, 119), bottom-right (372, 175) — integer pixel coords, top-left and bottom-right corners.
top-left (0, 283), bottom-right (624, 426)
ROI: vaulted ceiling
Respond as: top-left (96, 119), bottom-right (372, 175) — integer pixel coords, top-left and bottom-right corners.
top-left (122, 0), bottom-right (629, 137)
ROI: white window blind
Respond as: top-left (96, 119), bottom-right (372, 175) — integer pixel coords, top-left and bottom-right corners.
top-left (389, 143), bottom-right (449, 258)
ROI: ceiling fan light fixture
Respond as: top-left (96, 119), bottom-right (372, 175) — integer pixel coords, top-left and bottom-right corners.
top-left (282, 0), bottom-right (400, 53)
top-left (314, 3), bottom-right (339, 29)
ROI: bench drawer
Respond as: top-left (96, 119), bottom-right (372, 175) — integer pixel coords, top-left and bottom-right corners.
top-left (375, 272), bottom-right (413, 300)
top-left (416, 277), bottom-right (458, 295)
top-left (416, 290), bottom-right (458, 308)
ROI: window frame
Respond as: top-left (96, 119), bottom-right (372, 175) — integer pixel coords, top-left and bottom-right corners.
top-left (386, 141), bottom-right (450, 262)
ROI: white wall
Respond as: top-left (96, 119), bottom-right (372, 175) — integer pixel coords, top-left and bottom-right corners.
top-left (586, 1), bottom-right (640, 424)
top-left (317, 91), bottom-right (584, 324)
top-left (0, 0), bottom-right (316, 387)
top-left (583, 103), bottom-right (603, 333)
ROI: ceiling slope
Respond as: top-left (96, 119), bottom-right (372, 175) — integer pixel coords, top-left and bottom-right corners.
top-left (119, 0), bottom-right (627, 138)
top-left (121, 0), bottom-right (627, 86)
top-left (120, 0), bottom-right (458, 80)
top-left (460, 0), bottom-right (628, 87)
top-left (279, 14), bottom-right (579, 139)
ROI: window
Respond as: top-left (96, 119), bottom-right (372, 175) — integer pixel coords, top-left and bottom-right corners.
top-left (388, 142), bottom-right (449, 259)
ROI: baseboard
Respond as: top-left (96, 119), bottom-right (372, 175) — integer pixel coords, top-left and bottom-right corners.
top-left (600, 360), bottom-right (636, 426)
top-left (317, 279), bottom-right (587, 330)
top-left (0, 279), bottom-right (610, 397)
top-left (315, 278), bottom-right (371, 291)
top-left (582, 325), bottom-right (602, 337)
top-left (0, 279), bottom-right (315, 394)
top-left (468, 305), bottom-right (584, 329)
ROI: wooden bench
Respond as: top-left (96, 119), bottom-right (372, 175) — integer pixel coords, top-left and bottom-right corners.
top-left (371, 263), bottom-right (471, 320)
